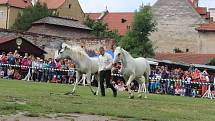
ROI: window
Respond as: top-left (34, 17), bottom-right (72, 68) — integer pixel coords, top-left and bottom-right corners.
top-left (69, 4), bottom-right (71, 8)
top-left (0, 11), bottom-right (4, 19)
top-left (127, 26), bottom-right (131, 30)
top-left (121, 18), bottom-right (127, 23)
top-left (24, 0), bottom-right (28, 3)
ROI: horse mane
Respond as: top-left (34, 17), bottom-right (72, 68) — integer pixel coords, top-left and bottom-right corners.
top-left (63, 44), bottom-right (90, 62)
top-left (71, 46), bottom-right (88, 57)
top-left (115, 47), bottom-right (134, 68)
top-left (121, 48), bottom-right (133, 59)
top-left (116, 47), bottom-right (133, 59)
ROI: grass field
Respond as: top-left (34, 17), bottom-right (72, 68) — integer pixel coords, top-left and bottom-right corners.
top-left (0, 79), bottom-right (215, 121)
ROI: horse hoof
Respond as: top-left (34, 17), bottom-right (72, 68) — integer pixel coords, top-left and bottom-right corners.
top-left (144, 96), bottom-right (147, 99)
top-left (137, 95), bottom-right (142, 98)
top-left (129, 95), bottom-right (134, 99)
top-left (65, 91), bottom-right (75, 95)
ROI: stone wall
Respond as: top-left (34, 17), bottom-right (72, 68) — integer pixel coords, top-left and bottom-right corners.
top-left (28, 24), bottom-right (94, 39)
top-left (0, 29), bottom-right (114, 59)
top-left (199, 32), bottom-right (215, 54)
top-left (150, 0), bottom-right (215, 53)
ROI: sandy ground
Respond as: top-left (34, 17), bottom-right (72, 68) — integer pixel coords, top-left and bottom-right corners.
top-left (0, 112), bottom-right (122, 121)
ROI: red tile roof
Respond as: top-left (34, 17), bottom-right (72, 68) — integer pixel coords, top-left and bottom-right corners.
top-left (39, 0), bottom-right (65, 9)
top-left (196, 22), bottom-right (215, 31)
top-left (87, 12), bottom-right (134, 36)
top-left (187, 0), bottom-right (215, 32)
top-left (155, 53), bottom-right (215, 64)
top-left (87, 13), bottom-right (101, 20)
top-left (0, 0), bottom-right (32, 8)
top-left (0, 35), bottom-right (18, 44)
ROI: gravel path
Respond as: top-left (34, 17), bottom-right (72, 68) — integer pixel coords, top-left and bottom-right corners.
top-left (0, 112), bottom-right (122, 121)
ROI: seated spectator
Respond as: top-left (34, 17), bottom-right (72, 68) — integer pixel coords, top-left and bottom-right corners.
top-left (0, 69), bottom-right (4, 78)
top-left (115, 80), bottom-right (125, 91)
top-left (14, 70), bottom-right (21, 80)
top-left (7, 67), bottom-right (14, 79)
top-left (175, 85), bottom-right (181, 96)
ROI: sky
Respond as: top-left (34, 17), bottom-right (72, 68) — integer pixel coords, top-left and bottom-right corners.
top-left (79, 0), bottom-right (215, 13)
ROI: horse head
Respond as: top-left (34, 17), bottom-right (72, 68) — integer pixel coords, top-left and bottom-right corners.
top-left (113, 47), bottom-right (123, 64)
top-left (56, 43), bottom-right (72, 59)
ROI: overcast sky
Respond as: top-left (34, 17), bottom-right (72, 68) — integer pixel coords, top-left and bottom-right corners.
top-left (79, 0), bottom-right (215, 12)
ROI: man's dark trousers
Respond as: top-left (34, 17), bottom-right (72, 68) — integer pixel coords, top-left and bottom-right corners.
top-left (99, 70), bottom-right (117, 96)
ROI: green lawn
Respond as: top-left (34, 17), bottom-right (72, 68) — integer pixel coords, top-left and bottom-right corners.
top-left (0, 79), bottom-right (215, 121)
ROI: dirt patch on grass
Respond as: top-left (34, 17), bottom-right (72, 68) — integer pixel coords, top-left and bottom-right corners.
top-left (0, 112), bottom-right (123, 121)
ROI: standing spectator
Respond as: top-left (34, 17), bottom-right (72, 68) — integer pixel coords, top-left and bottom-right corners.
top-left (200, 70), bottom-right (209, 96)
top-left (21, 53), bottom-right (29, 79)
top-left (23, 55), bottom-right (33, 81)
top-left (8, 52), bottom-right (16, 65)
top-left (98, 47), bottom-right (117, 97)
top-left (48, 59), bottom-right (56, 81)
top-left (42, 60), bottom-right (49, 82)
top-left (37, 59), bottom-right (43, 82)
top-left (185, 72), bottom-right (192, 96)
top-left (160, 66), bottom-right (169, 94)
top-left (0, 52), bottom-right (8, 77)
top-left (192, 68), bottom-right (200, 95)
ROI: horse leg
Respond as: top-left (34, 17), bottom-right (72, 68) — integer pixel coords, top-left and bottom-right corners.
top-left (141, 76), bottom-right (147, 98)
top-left (65, 71), bottom-right (81, 95)
top-left (86, 73), bottom-right (96, 95)
top-left (71, 72), bottom-right (80, 93)
top-left (82, 74), bottom-right (86, 86)
top-left (126, 75), bottom-right (135, 99)
top-left (137, 79), bottom-right (143, 98)
top-left (94, 74), bottom-right (100, 96)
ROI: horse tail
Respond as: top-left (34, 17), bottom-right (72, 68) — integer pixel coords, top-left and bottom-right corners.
top-left (144, 61), bottom-right (151, 83)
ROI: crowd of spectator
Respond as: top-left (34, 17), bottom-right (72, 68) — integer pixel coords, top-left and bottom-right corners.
top-left (149, 66), bottom-right (215, 97)
top-left (0, 50), bottom-right (76, 83)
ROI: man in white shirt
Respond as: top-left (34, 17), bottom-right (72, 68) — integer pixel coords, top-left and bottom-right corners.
top-left (98, 47), bottom-right (117, 97)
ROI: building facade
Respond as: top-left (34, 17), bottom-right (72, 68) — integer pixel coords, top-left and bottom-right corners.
top-left (0, 0), bottom-right (32, 29)
top-left (37, 0), bottom-right (85, 21)
top-left (209, 8), bottom-right (215, 21)
top-left (150, 0), bottom-right (215, 54)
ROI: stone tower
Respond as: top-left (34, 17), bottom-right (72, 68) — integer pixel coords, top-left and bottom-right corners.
top-left (150, 0), bottom-right (206, 53)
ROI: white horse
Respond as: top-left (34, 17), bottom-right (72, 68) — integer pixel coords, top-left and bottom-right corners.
top-left (56, 43), bottom-right (100, 95)
top-left (113, 47), bottom-right (151, 99)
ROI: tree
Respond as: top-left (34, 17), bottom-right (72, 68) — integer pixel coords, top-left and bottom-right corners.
top-left (173, 48), bottom-right (183, 53)
top-left (208, 58), bottom-right (215, 66)
top-left (12, 2), bottom-right (57, 31)
top-left (84, 16), bottom-right (121, 43)
top-left (119, 5), bottom-right (157, 58)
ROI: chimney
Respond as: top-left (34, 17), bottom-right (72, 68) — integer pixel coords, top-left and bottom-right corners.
top-left (97, 6), bottom-right (109, 20)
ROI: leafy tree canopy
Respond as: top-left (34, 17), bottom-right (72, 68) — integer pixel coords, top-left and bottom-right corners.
top-left (12, 2), bottom-right (57, 31)
top-left (119, 5), bottom-right (157, 58)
